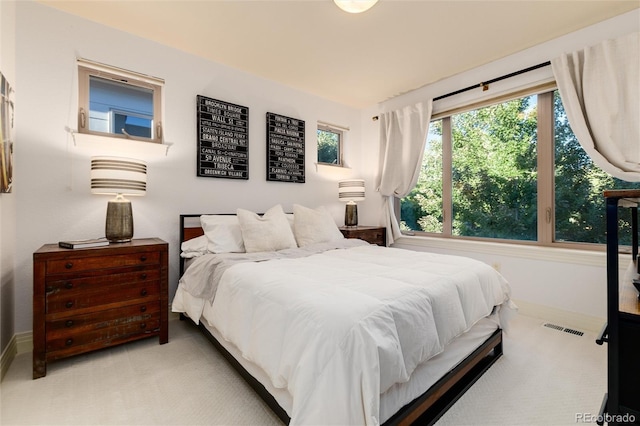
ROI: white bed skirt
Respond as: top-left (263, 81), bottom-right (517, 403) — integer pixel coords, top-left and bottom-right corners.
top-left (173, 286), bottom-right (502, 424)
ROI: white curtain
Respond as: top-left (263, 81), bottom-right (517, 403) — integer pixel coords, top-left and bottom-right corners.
top-left (377, 100), bottom-right (432, 245)
top-left (551, 32), bottom-right (640, 181)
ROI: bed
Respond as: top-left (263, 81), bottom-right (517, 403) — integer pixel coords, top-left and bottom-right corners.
top-left (172, 205), bottom-right (515, 425)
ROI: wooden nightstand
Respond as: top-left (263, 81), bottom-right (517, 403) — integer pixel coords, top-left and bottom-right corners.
top-left (32, 238), bottom-right (168, 379)
top-left (339, 226), bottom-right (386, 246)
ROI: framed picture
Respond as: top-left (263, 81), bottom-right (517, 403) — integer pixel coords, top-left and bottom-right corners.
top-left (1, 72), bottom-right (14, 193)
top-left (266, 112), bottom-right (305, 183)
top-left (196, 95), bottom-right (249, 179)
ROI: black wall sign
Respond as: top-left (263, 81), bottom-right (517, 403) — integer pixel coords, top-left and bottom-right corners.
top-left (197, 95), bottom-right (249, 179)
top-left (266, 112), bottom-right (305, 183)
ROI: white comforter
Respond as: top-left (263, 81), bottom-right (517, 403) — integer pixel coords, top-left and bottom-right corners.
top-left (174, 242), bottom-right (513, 426)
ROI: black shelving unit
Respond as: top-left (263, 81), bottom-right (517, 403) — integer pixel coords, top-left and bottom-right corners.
top-left (596, 190), bottom-right (640, 425)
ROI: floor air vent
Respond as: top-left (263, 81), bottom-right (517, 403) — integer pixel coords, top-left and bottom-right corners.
top-left (543, 323), bottom-right (585, 337)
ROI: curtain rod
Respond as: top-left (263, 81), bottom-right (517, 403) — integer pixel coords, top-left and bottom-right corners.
top-left (372, 61), bottom-right (551, 121)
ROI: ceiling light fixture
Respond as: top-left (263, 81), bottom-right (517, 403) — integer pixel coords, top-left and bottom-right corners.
top-left (334, 0), bottom-right (379, 14)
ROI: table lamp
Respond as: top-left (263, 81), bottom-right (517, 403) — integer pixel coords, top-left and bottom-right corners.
top-left (338, 179), bottom-right (365, 227)
top-left (91, 156), bottom-right (146, 242)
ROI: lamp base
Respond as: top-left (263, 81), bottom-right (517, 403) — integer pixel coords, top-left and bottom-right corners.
top-left (105, 200), bottom-right (133, 243)
top-left (345, 203), bottom-right (358, 227)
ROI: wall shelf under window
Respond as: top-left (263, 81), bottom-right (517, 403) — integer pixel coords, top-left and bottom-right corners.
top-left (315, 162), bottom-right (352, 178)
top-left (66, 127), bottom-right (172, 159)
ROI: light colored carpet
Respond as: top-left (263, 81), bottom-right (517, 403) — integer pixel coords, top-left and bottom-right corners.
top-left (436, 316), bottom-right (606, 426)
top-left (1, 314), bottom-right (606, 425)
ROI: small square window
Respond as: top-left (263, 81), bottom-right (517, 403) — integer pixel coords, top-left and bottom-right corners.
top-left (78, 59), bottom-right (164, 143)
top-left (317, 125), bottom-right (343, 166)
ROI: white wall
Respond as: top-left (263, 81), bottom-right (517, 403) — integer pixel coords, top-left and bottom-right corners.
top-left (360, 9), bottom-right (640, 331)
top-left (13, 1), bottom-right (365, 334)
top-left (0, 0), bottom-right (17, 355)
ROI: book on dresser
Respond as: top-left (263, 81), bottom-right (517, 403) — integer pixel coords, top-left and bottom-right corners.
top-left (58, 238), bottom-right (109, 249)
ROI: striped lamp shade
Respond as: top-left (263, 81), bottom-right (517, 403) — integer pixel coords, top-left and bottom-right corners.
top-left (90, 156), bottom-right (147, 196)
top-left (338, 179), bottom-right (365, 202)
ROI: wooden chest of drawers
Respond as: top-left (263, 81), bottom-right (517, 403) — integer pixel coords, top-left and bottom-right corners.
top-left (33, 238), bottom-right (168, 379)
top-left (339, 226), bottom-right (387, 246)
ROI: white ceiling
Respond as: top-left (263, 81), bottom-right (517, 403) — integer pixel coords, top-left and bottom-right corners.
top-left (38, 0), bottom-right (639, 109)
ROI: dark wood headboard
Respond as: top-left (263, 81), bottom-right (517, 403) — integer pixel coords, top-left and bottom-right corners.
top-left (179, 214), bottom-right (208, 276)
top-left (180, 215), bottom-right (205, 242)
top-left (179, 214), bottom-right (206, 241)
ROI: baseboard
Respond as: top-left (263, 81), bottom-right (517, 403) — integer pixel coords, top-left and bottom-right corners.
top-left (0, 331), bottom-right (33, 382)
top-left (1, 334), bottom-right (17, 382)
top-left (16, 331), bottom-right (33, 354)
top-left (513, 298), bottom-right (605, 333)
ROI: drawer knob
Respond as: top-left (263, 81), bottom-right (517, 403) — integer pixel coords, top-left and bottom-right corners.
top-left (65, 320), bottom-right (74, 328)
top-left (45, 286), bottom-right (54, 293)
top-left (140, 306), bottom-right (147, 313)
top-left (65, 301), bottom-right (74, 309)
top-left (64, 282), bottom-right (73, 289)
top-left (65, 262), bottom-right (73, 269)
top-left (140, 255), bottom-right (147, 262)
top-left (140, 289), bottom-right (148, 297)
top-left (65, 338), bottom-right (73, 346)
top-left (140, 273), bottom-right (147, 280)
top-left (140, 323), bottom-right (147, 329)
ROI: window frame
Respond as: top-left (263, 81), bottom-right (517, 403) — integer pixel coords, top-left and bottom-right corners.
top-left (398, 84), bottom-right (616, 252)
top-left (316, 122), bottom-right (345, 167)
top-left (77, 59), bottom-right (164, 144)
top-left (110, 108), bottom-right (153, 136)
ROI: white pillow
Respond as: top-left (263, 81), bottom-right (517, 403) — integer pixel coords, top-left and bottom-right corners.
top-left (285, 213), bottom-right (295, 233)
top-left (293, 204), bottom-right (344, 247)
top-left (237, 205), bottom-right (298, 253)
top-left (180, 235), bottom-right (209, 258)
top-left (200, 215), bottom-right (245, 253)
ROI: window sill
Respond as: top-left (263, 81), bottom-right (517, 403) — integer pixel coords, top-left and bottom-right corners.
top-left (393, 234), bottom-right (607, 267)
top-left (315, 162), bottom-right (353, 177)
top-left (67, 128), bottom-right (172, 159)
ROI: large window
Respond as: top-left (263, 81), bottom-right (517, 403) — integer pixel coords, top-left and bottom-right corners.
top-left (401, 121), bottom-right (444, 233)
top-left (552, 91), bottom-right (640, 245)
top-left (78, 59), bottom-right (164, 143)
top-left (401, 89), bottom-right (640, 248)
top-left (451, 95), bottom-right (538, 241)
